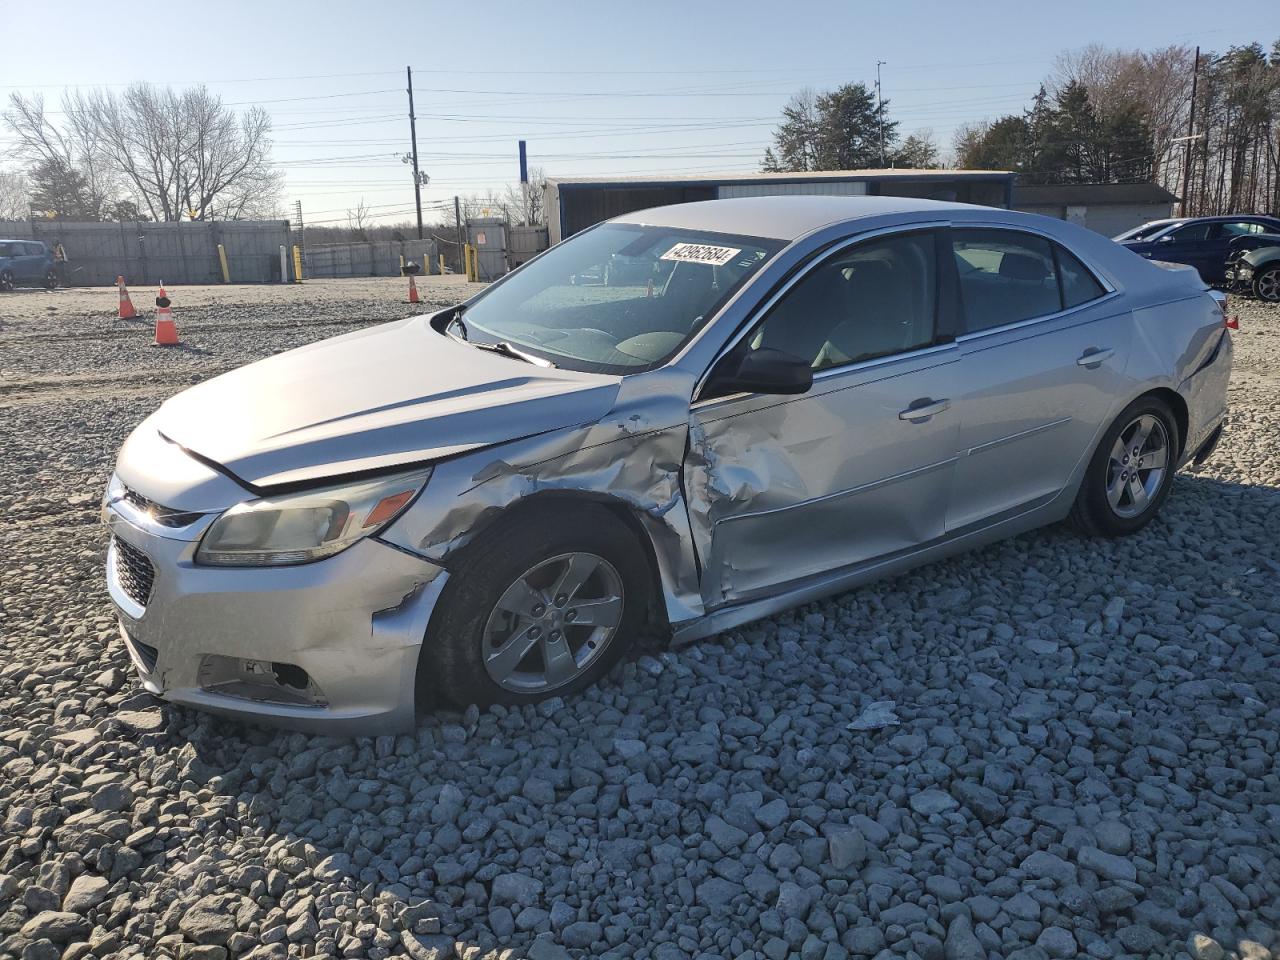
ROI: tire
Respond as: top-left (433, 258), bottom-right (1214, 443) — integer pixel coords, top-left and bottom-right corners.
top-left (1068, 395), bottom-right (1180, 538)
top-left (424, 502), bottom-right (652, 709)
top-left (0, 270), bottom-right (13, 292)
top-left (43, 268), bottom-right (58, 290)
top-left (1253, 264), bottom-right (1280, 303)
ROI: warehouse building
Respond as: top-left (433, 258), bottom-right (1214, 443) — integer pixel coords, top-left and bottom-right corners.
top-left (1012, 182), bottom-right (1178, 238)
top-left (544, 169), bottom-right (1017, 243)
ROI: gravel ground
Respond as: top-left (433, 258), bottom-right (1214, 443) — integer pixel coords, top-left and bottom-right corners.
top-left (1, 281), bottom-right (1278, 960)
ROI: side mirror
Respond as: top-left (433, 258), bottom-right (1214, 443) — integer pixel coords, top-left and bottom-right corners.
top-left (705, 347), bottom-right (812, 398)
top-left (1157, 234), bottom-right (1174, 243)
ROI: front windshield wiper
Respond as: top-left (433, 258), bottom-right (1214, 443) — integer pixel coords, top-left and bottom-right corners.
top-left (467, 339), bottom-right (554, 367)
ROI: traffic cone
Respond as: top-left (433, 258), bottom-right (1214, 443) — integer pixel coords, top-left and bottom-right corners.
top-left (152, 284), bottom-right (179, 346)
top-left (407, 273), bottom-right (420, 304)
top-left (117, 276), bottom-right (137, 320)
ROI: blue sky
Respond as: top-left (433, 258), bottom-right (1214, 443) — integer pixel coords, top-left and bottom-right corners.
top-left (2, 0), bottom-right (1277, 225)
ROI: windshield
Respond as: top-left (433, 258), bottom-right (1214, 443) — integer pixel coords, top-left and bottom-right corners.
top-left (1113, 220), bottom-right (1180, 242)
top-left (458, 223), bottom-right (783, 373)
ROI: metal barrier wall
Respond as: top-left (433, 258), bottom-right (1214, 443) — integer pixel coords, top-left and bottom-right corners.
top-left (509, 225), bottom-right (550, 267)
top-left (0, 219), bottom-right (291, 285)
top-left (304, 238), bottom-right (438, 278)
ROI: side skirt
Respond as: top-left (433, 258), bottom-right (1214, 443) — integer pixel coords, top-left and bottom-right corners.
top-left (669, 490), bottom-right (1070, 646)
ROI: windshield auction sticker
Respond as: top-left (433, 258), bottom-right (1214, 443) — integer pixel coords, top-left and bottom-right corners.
top-left (660, 242), bottom-right (742, 267)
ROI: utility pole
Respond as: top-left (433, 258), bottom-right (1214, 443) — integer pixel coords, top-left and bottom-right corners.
top-left (454, 195), bottom-right (463, 272)
top-left (875, 60), bottom-right (887, 167)
top-left (1179, 47), bottom-right (1200, 218)
top-left (293, 200), bottom-right (305, 267)
top-left (406, 66), bottom-right (424, 240)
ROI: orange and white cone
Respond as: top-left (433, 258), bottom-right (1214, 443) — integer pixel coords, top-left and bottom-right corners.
top-left (117, 276), bottom-right (137, 320)
top-left (407, 273), bottom-right (420, 304)
top-left (152, 285), bottom-right (179, 346)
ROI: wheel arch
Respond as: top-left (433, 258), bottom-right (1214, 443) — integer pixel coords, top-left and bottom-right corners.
top-left (1143, 386), bottom-right (1189, 458)
top-left (433, 489), bottom-right (673, 630)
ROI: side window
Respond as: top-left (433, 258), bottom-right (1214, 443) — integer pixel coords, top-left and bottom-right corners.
top-left (1055, 245), bottom-right (1106, 309)
top-left (750, 231), bottom-right (938, 371)
top-left (1168, 223), bottom-right (1212, 242)
top-left (1219, 221), bottom-right (1264, 238)
top-left (953, 229), bottom-right (1061, 332)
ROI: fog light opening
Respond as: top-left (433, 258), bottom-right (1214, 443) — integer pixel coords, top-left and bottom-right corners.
top-left (197, 655), bottom-right (327, 708)
top-left (271, 661), bottom-right (310, 690)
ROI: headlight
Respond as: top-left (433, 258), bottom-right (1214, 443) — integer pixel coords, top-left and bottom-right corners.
top-left (195, 468), bottom-right (431, 566)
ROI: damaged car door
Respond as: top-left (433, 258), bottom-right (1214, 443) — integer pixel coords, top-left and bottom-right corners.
top-left (686, 227), bottom-right (961, 607)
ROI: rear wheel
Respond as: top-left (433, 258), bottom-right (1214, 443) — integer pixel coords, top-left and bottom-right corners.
top-left (43, 268), bottom-right (58, 290)
top-left (425, 503), bottom-right (651, 708)
top-left (1253, 264), bottom-right (1280, 302)
top-left (1069, 395), bottom-right (1179, 537)
top-left (0, 270), bottom-right (13, 292)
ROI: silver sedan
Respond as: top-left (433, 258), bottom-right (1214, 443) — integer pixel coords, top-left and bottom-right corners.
top-left (103, 196), bottom-right (1233, 733)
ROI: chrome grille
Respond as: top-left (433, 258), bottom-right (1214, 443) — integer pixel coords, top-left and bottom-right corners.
top-left (121, 485), bottom-right (203, 528)
top-left (113, 537), bottom-right (156, 608)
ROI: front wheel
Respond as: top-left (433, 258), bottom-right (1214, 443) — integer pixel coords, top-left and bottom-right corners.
top-left (1069, 396), bottom-right (1179, 537)
top-left (425, 503), bottom-right (652, 708)
top-left (0, 270), bottom-right (13, 292)
top-left (43, 268), bottom-right (58, 290)
top-left (1253, 264), bottom-right (1280, 303)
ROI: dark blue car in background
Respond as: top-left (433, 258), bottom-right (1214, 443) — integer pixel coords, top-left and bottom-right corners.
top-left (0, 239), bottom-right (58, 291)
top-left (1114, 215), bottom-right (1280, 284)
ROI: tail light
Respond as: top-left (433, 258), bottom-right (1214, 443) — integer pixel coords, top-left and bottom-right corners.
top-left (1209, 290), bottom-right (1238, 330)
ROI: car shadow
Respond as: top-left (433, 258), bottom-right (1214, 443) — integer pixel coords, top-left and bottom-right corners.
top-left (129, 470), bottom-right (1280, 956)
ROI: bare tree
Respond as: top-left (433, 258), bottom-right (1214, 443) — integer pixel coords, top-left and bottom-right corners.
top-left (502, 165), bottom-right (547, 225)
top-left (0, 169), bottom-right (29, 220)
top-left (1052, 44), bottom-right (1195, 186)
top-left (7, 84), bottom-right (280, 222)
top-left (346, 198), bottom-right (372, 241)
top-left (5, 93), bottom-right (119, 217)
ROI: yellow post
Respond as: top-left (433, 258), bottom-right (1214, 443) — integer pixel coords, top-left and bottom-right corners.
top-left (292, 245), bottom-right (304, 283)
top-left (438, 253), bottom-right (446, 275)
top-left (399, 254), bottom-right (406, 275)
top-left (467, 244), bottom-right (479, 282)
top-left (217, 244), bottom-right (230, 283)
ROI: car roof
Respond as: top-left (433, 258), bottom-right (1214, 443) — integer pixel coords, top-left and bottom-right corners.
top-left (611, 195), bottom-right (986, 242)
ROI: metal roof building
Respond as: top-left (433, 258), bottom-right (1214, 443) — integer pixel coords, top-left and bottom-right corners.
top-left (1012, 182), bottom-right (1178, 237)
top-left (544, 169), bottom-right (1017, 243)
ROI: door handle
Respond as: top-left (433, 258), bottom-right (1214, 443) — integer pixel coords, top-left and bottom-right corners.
top-left (1077, 347), bottom-right (1114, 368)
top-left (899, 398), bottom-right (951, 422)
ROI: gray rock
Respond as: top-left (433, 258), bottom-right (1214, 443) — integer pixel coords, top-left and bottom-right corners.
top-left (62, 874), bottom-right (109, 913)
top-left (755, 798), bottom-right (789, 830)
top-left (179, 896), bottom-right (239, 946)
top-left (1020, 850), bottom-right (1078, 885)
top-left (1188, 934), bottom-right (1225, 960)
top-left (909, 789), bottom-right (958, 816)
top-left (1036, 927), bottom-right (1077, 959)
top-left (491, 872), bottom-right (543, 907)
top-left (944, 915), bottom-right (984, 960)
top-left (826, 827), bottom-right (867, 871)
top-left (561, 921), bottom-right (603, 948)
top-left (20, 911), bottom-right (90, 943)
top-left (1078, 846), bottom-right (1137, 883)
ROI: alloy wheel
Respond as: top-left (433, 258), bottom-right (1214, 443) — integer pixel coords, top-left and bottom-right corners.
top-left (0, 271), bottom-right (13, 292)
top-left (481, 551), bottom-right (625, 694)
top-left (1256, 267), bottom-right (1280, 303)
top-left (1105, 414), bottom-right (1170, 519)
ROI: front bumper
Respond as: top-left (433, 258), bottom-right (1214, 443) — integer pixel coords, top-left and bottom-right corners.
top-left (104, 499), bottom-right (446, 735)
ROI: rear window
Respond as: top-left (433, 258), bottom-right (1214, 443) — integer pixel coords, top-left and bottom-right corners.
top-left (954, 230), bottom-right (1061, 332)
top-left (0, 242), bottom-right (13, 257)
top-left (1055, 246), bottom-right (1107, 308)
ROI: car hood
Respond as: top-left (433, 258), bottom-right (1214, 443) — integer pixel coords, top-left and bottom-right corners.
top-left (153, 314), bottom-right (621, 489)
